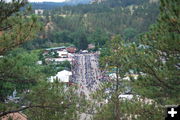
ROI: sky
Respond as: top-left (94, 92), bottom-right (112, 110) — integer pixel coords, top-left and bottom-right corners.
top-left (28, 0), bottom-right (66, 2)
top-left (5, 0), bottom-right (67, 2)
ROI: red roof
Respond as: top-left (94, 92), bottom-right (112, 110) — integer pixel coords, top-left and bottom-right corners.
top-left (1, 112), bottom-right (27, 120)
top-left (66, 47), bottom-right (77, 53)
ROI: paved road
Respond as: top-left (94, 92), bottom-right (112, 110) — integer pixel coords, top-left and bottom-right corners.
top-left (72, 53), bottom-right (102, 120)
top-left (72, 53), bottom-right (101, 99)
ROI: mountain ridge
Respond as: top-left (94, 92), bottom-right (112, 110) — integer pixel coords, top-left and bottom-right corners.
top-left (30, 0), bottom-right (92, 9)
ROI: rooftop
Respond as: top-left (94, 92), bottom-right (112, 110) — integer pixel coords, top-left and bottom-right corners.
top-left (45, 46), bottom-right (66, 51)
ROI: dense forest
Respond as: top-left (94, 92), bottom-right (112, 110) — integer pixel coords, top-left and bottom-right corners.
top-left (23, 0), bottom-right (159, 50)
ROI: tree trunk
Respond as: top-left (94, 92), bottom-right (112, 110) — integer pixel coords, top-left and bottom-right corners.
top-left (115, 67), bottom-right (121, 120)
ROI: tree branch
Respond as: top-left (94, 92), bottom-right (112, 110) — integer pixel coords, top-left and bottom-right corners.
top-left (0, 105), bottom-right (63, 117)
top-left (143, 62), bottom-right (174, 90)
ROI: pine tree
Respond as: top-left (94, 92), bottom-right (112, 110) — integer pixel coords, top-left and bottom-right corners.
top-left (24, 81), bottom-right (85, 120)
top-left (133, 0), bottom-right (180, 105)
top-left (0, 0), bottom-right (42, 117)
top-left (95, 0), bottom-right (179, 119)
top-left (126, 1), bottom-right (180, 119)
top-left (94, 35), bottom-right (134, 120)
top-left (0, 0), bottom-right (41, 55)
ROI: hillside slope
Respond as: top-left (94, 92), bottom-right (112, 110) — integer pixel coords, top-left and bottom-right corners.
top-left (24, 0), bottom-right (159, 50)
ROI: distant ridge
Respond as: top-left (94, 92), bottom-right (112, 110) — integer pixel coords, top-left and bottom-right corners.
top-left (30, 0), bottom-right (92, 9)
top-left (30, 2), bottom-right (66, 10)
top-left (65, 0), bottom-right (91, 5)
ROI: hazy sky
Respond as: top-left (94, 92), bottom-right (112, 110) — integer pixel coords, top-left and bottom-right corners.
top-left (28, 0), bottom-right (66, 2)
top-left (5, 0), bottom-right (66, 2)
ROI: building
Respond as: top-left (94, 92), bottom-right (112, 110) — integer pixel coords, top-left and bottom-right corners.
top-left (35, 9), bottom-right (44, 15)
top-left (36, 61), bottom-right (43, 65)
top-left (66, 46), bottom-right (77, 53)
top-left (1, 112), bottom-right (27, 120)
top-left (109, 73), bottom-right (138, 81)
top-left (43, 46), bottom-right (67, 56)
top-left (81, 50), bottom-right (88, 54)
top-left (88, 44), bottom-right (95, 49)
top-left (45, 46), bottom-right (66, 52)
top-left (57, 49), bottom-right (68, 58)
top-left (119, 94), bottom-right (134, 100)
top-left (49, 70), bottom-right (72, 83)
top-left (45, 58), bottom-right (73, 64)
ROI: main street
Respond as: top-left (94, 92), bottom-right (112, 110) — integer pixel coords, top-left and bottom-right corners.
top-left (72, 53), bottom-right (102, 99)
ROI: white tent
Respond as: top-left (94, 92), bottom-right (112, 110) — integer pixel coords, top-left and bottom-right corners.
top-left (49, 70), bottom-right (72, 83)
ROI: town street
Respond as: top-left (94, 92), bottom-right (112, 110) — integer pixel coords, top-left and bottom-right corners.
top-left (72, 53), bottom-right (102, 120)
top-left (72, 53), bottom-right (102, 99)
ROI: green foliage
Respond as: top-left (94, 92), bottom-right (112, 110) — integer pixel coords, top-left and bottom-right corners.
top-left (96, 0), bottom-right (179, 119)
top-left (0, 0), bottom-right (28, 23)
top-left (123, 27), bottom-right (137, 41)
top-left (96, 35), bottom-right (135, 120)
top-left (94, 99), bottom-right (164, 120)
top-left (76, 33), bottom-right (88, 50)
top-left (100, 35), bottom-right (134, 71)
top-left (0, 48), bottom-right (44, 102)
top-left (0, 0), bottom-right (42, 55)
top-left (24, 81), bottom-right (84, 120)
top-left (0, 1), bottom-right (87, 119)
top-left (42, 61), bottom-right (71, 77)
top-left (0, 14), bottom-right (41, 54)
top-left (88, 29), bottom-right (109, 49)
top-left (132, 0), bottom-right (180, 105)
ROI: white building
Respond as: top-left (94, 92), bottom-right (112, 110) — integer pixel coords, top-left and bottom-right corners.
top-left (109, 73), bottom-right (138, 81)
top-left (35, 9), bottom-right (44, 15)
top-left (119, 94), bottom-right (134, 100)
top-left (45, 58), bottom-right (73, 64)
top-left (36, 61), bottom-right (42, 65)
top-left (49, 70), bottom-right (72, 83)
top-left (57, 49), bottom-right (68, 58)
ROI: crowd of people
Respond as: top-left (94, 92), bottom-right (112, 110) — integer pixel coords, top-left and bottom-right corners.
top-left (72, 53), bottom-right (102, 98)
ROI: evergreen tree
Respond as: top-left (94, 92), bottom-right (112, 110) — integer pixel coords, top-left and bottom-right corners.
top-left (133, 0), bottom-right (180, 105)
top-left (24, 81), bottom-right (86, 120)
top-left (0, 0), bottom-right (42, 117)
top-left (0, 48), bottom-right (44, 102)
top-left (77, 33), bottom-right (88, 50)
top-left (0, 0), bottom-right (41, 55)
top-left (95, 0), bottom-right (179, 119)
top-left (94, 35), bottom-right (134, 120)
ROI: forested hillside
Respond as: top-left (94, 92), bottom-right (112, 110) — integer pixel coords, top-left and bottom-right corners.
top-left (24, 0), bottom-right (159, 50)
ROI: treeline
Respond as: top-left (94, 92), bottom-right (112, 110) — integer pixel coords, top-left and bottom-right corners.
top-left (30, 0), bottom-right (92, 10)
top-left (53, 0), bottom-right (150, 14)
top-left (30, 2), bottom-right (66, 10)
top-left (23, 0), bottom-right (159, 50)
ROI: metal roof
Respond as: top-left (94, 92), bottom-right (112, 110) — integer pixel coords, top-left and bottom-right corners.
top-left (45, 46), bottom-right (66, 51)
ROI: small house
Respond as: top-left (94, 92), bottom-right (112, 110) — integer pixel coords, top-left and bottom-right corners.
top-left (66, 46), bottom-right (77, 53)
